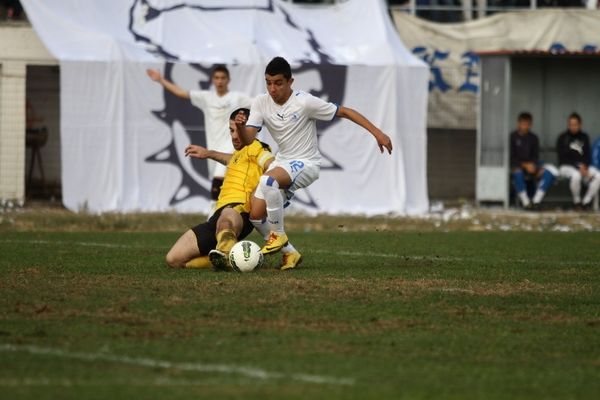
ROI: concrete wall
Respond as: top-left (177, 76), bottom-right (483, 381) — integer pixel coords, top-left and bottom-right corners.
top-left (0, 61), bottom-right (26, 204)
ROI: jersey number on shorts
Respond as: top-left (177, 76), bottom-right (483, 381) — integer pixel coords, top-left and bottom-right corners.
top-left (289, 160), bottom-right (305, 173)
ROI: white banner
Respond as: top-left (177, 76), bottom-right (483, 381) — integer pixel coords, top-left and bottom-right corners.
top-left (392, 9), bottom-right (600, 129)
top-left (23, 0), bottom-right (429, 215)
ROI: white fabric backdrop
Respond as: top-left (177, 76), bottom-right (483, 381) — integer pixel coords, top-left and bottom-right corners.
top-left (392, 9), bottom-right (600, 129)
top-left (23, 0), bottom-right (429, 215)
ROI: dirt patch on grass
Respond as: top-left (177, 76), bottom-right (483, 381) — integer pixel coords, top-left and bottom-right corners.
top-left (442, 304), bottom-right (583, 324)
top-left (6, 272), bottom-right (591, 310)
top-left (3, 270), bottom-right (595, 342)
top-left (3, 205), bottom-right (600, 232)
top-left (332, 277), bottom-right (593, 298)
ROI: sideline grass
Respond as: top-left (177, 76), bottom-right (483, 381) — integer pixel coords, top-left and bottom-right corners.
top-left (1, 229), bottom-right (600, 399)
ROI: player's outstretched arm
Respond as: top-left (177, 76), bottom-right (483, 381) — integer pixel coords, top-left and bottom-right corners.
top-left (234, 111), bottom-right (258, 146)
top-left (146, 69), bottom-right (190, 100)
top-left (337, 106), bottom-right (393, 154)
top-left (185, 144), bottom-right (232, 165)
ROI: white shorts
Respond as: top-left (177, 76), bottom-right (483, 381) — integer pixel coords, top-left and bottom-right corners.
top-left (254, 158), bottom-right (320, 203)
top-left (559, 164), bottom-right (600, 181)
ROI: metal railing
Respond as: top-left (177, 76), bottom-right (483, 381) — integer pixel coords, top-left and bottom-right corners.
top-left (390, 0), bottom-right (594, 22)
top-left (283, 0), bottom-right (349, 4)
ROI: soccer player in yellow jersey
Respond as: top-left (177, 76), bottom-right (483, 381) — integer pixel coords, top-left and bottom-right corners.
top-left (165, 108), bottom-right (302, 271)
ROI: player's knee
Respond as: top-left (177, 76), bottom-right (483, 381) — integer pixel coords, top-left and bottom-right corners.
top-left (217, 209), bottom-right (236, 227)
top-left (543, 164), bottom-right (558, 177)
top-left (165, 251), bottom-right (182, 269)
top-left (542, 170), bottom-right (555, 186)
top-left (259, 175), bottom-right (279, 190)
top-left (165, 253), bottom-right (177, 268)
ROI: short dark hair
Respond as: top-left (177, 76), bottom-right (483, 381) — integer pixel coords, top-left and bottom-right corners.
top-left (568, 112), bottom-right (581, 123)
top-left (265, 57), bottom-right (292, 79)
top-left (229, 107), bottom-right (250, 121)
top-left (212, 65), bottom-right (230, 78)
top-left (517, 112), bottom-right (532, 122)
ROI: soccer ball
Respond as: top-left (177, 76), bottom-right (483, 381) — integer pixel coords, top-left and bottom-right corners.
top-left (228, 240), bottom-right (263, 272)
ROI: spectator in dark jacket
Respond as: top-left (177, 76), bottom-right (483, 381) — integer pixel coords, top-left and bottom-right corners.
top-left (556, 112), bottom-right (600, 210)
top-left (510, 112), bottom-right (556, 209)
top-left (591, 136), bottom-right (600, 171)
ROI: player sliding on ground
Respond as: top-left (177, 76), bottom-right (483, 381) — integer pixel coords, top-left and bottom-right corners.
top-left (165, 108), bottom-right (301, 271)
top-left (235, 57), bottom-right (393, 256)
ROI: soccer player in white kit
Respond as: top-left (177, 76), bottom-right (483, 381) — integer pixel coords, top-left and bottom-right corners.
top-left (236, 57), bottom-right (393, 263)
top-left (146, 65), bottom-right (252, 201)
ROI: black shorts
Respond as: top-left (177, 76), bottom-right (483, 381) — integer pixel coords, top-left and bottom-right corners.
top-left (191, 204), bottom-right (254, 256)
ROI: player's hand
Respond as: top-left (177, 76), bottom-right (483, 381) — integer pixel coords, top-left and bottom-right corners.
top-left (185, 144), bottom-right (209, 159)
top-left (234, 110), bottom-right (247, 126)
top-left (146, 69), bottom-right (161, 82)
top-left (523, 162), bottom-right (536, 174)
top-left (579, 164), bottom-right (589, 176)
top-left (376, 132), bottom-right (393, 155)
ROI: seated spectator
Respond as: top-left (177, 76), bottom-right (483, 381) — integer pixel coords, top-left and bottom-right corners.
top-left (556, 112), bottom-right (600, 210)
top-left (510, 112), bottom-right (557, 210)
top-left (537, 0), bottom-right (586, 7)
top-left (592, 136), bottom-right (600, 170)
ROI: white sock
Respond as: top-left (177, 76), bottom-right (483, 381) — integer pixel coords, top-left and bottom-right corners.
top-left (569, 176), bottom-right (582, 204)
top-left (260, 176), bottom-right (285, 234)
top-left (532, 189), bottom-right (545, 204)
top-left (583, 175), bottom-right (600, 205)
top-left (281, 242), bottom-right (297, 254)
top-left (253, 218), bottom-right (296, 252)
top-left (518, 191), bottom-right (530, 207)
top-left (250, 218), bottom-right (270, 240)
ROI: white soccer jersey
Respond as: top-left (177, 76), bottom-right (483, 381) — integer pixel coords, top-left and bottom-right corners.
top-left (246, 90), bottom-right (338, 163)
top-left (189, 90), bottom-right (252, 177)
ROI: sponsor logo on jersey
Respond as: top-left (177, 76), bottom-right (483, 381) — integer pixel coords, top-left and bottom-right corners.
top-left (569, 140), bottom-right (584, 155)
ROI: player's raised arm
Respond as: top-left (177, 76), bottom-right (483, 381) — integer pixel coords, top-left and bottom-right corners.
top-left (146, 68), bottom-right (190, 100)
top-left (185, 144), bottom-right (232, 165)
top-left (337, 106), bottom-right (393, 155)
top-left (234, 111), bottom-right (258, 146)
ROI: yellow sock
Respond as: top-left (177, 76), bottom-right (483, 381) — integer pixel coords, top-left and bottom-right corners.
top-left (185, 256), bottom-right (212, 269)
top-left (216, 228), bottom-right (237, 253)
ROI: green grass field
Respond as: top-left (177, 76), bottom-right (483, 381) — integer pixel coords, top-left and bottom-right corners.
top-left (1, 212), bottom-right (600, 399)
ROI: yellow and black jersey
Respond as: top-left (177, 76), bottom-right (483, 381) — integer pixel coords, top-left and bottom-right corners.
top-left (216, 140), bottom-right (274, 213)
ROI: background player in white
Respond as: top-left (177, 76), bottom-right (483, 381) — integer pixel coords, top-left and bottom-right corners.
top-left (146, 65), bottom-right (252, 202)
top-left (236, 56), bottom-right (393, 255)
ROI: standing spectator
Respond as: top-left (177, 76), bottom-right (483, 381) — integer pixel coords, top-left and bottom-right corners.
top-left (510, 112), bottom-right (557, 210)
top-left (147, 65), bottom-right (252, 205)
top-left (556, 112), bottom-right (600, 210)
